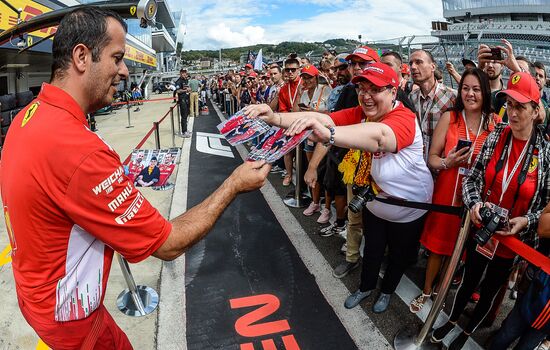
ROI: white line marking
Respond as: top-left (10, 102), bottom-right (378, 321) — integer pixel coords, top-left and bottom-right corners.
top-left (195, 132), bottom-right (234, 158)
top-left (156, 117), bottom-right (194, 350)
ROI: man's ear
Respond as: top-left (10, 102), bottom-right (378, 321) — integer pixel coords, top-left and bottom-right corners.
top-left (72, 43), bottom-right (90, 73)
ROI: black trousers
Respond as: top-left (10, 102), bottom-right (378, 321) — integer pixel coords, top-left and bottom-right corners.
top-left (359, 209), bottom-right (426, 294)
top-left (178, 96), bottom-right (189, 133)
top-left (449, 239), bottom-right (514, 333)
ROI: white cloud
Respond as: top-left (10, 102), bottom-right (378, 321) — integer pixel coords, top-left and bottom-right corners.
top-left (207, 23), bottom-right (267, 47)
top-left (168, 0), bottom-right (445, 50)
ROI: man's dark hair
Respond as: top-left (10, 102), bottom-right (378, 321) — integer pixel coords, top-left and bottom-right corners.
top-left (381, 51), bottom-right (402, 64)
top-left (51, 6), bottom-right (127, 80)
top-left (516, 56), bottom-right (536, 77)
top-left (269, 64), bottom-right (282, 73)
top-left (454, 68), bottom-right (493, 130)
top-left (284, 58), bottom-right (300, 67)
top-left (534, 61), bottom-right (547, 79)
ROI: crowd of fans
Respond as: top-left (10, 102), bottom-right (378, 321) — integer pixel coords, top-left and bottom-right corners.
top-left (195, 39), bottom-right (550, 350)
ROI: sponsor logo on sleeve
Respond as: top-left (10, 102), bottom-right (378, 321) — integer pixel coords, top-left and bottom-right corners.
top-left (115, 192), bottom-right (144, 224)
top-left (93, 167), bottom-right (124, 195)
top-left (107, 182), bottom-right (133, 212)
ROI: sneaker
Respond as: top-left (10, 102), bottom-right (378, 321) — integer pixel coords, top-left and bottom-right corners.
top-left (319, 222), bottom-right (336, 236)
top-left (448, 332), bottom-right (469, 350)
top-left (320, 223), bottom-right (346, 238)
top-left (344, 290), bottom-right (371, 309)
top-left (317, 208), bottom-right (331, 224)
top-left (373, 293), bottom-right (391, 313)
top-left (282, 175), bottom-right (292, 186)
top-left (431, 321), bottom-right (455, 343)
top-left (280, 170), bottom-right (287, 179)
top-left (333, 261), bottom-right (359, 278)
top-left (410, 292), bottom-right (431, 314)
top-left (269, 165), bottom-right (284, 174)
top-left (303, 202), bottom-right (321, 216)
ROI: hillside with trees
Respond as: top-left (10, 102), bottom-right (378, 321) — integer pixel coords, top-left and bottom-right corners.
top-left (179, 39), bottom-right (361, 63)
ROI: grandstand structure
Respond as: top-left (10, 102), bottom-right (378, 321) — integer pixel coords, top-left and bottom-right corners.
top-left (367, 0), bottom-right (550, 87)
top-left (431, 0), bottom-right (550, 82)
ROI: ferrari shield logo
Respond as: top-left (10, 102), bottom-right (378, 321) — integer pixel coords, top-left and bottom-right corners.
top-left (21, 102), bottom-right (39, 127)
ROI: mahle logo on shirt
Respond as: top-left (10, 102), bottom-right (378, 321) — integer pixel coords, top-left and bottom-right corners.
top-left (21, 102), bottom-right (39, 127)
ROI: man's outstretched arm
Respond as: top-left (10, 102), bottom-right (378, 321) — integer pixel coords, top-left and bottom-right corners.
top-left (153, 160), bottom-right (271, 261)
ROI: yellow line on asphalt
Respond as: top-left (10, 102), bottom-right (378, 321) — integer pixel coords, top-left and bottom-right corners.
top-left (36, 339), bottom-right (50, 349)
top-left (0, 245), bottom-right (12, 266)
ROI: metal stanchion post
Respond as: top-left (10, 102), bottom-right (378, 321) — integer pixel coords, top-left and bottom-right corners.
top-left (126, 101), bottom-right (134, 128)
top-left (116, 255), bottom-right (159, 317)
top-left (394, 211), bottom-right (471, 350)
top-left (283, 143), bottom-right (311, 208)
top-left (154, 121), bottom-right (161, 149)
top-left (170, 107), bottom-right (176, 147)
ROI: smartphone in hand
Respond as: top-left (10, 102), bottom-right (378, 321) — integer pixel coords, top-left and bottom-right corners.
top-left (487, 47), bottom-right (503, 61)
top-left (457, 139), bottom-right (473, 152)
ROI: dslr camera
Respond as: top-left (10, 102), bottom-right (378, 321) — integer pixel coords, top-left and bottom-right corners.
top-left (349, 185), bottom-right (374, 213)
top-left (474, 205), bottom-right (508, 246)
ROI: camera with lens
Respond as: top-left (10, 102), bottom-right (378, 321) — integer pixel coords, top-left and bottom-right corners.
top-left (474, 205), bottom-right (507, 246)
top-left (349, 185), bottom-right (374, 213)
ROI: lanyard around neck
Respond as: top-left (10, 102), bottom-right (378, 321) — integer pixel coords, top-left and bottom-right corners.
top-left (461, 111), bottom-right (485, 165)
top-left (288, 78), bottom-right (302, 107)
top-left (500, 136), bottom-right (529, 205)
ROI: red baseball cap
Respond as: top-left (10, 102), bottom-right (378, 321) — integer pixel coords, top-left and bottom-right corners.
top-left (351, 62), bottom-right (399, 88)
top-left (238, 71), bottom-right (246, 76)
top-left (248, 71), bottom-right (258, 78)
top-left (345, 46), bottom-right (380, 63)
top-left (497, 72), bottom-right (540, 104)
top-left (245, 63), bottom-right (253, 69)
top-left (300, 64), bottom-right (319, 77)
top-left (401, 63), bottom-right (410, 75)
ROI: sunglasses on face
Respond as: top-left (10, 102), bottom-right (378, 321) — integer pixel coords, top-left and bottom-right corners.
top-left (348, 60), bottom-right (374, 69)
top-left (284, 68), bottom-right (298, 73)
top-left (335, 64), bottom-right (349, 71)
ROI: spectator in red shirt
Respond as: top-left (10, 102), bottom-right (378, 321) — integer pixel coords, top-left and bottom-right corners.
top-left (245, 63), bottom-right (433, 314)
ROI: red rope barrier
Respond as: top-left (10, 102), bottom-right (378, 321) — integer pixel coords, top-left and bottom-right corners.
top-left (121, 105), bottom-right (177, 165)
top-left (495, 235), bottom-right (550, 274)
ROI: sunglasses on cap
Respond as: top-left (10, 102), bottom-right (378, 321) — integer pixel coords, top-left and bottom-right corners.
top-left (284, 67), bottom-right (299, 73)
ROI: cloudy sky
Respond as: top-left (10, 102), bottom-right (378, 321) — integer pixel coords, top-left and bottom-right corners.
top-left (167, 0), bottom-right (446, 50)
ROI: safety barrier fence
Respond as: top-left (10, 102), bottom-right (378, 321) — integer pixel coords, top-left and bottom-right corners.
top-left (116, 101), bottom-right (181, 317)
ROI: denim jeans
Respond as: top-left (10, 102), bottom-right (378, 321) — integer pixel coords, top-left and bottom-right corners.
top-left (490, 294), bottom-right (547, 350)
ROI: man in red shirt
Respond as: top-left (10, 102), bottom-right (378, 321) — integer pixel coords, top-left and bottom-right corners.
top-left (278, 55), bottom-right (302, 186)
top-left (0, 7), bottom-right (270, 349)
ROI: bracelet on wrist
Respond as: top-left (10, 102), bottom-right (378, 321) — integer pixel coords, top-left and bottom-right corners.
top-left (323, 125), bottom-right (335, 147)
top-left (441, 158), bottom-right (448, 170)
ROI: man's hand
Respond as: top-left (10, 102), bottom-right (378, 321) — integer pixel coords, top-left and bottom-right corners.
top-left (244, 104), bottom-right (276, 124)
top-left (496, 216), bottom-right (528, 236)
top-left (497, 39), bottom-right (521, 73)
top-left (227, 160), bottom-right (271, 194)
